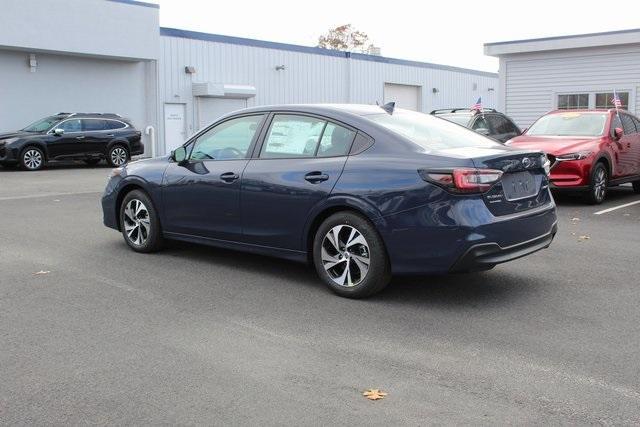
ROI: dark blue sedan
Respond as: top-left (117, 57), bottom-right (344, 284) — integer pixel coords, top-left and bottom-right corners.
top-left (102, 104), bottom-right (557, 298)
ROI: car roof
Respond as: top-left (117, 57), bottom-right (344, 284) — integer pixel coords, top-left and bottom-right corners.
top-left (238, 103), bottom-right (395, 117)
top-left (56, 112), bottom-right (124, 119)
top-left (546, 109), bottom-right (619, 115)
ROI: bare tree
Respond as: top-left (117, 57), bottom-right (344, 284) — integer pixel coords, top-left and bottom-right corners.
top-left (318, 24), bottom-right (372, 52)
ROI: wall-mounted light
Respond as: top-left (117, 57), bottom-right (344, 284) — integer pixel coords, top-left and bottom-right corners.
top-left (432, 87), bottom-right (439, 94)
top-left (275, 65), bottom-right (286, 71)
top-left (29, 54), bottom-right (37, 73)
top-left (185, 66), bottom-right (196, 74)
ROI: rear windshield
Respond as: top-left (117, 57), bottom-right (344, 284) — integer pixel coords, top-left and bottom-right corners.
top-left (527, 112), bottom-right (607, 137)
top-left (366, 110), bottom-right (499, 150)
top-left (22, 116), bottom-right (63, 132)
top-left (436, 114), bottom-right (472, 126)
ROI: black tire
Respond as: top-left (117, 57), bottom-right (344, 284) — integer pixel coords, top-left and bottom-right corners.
top-left (633, 180), bottom-right (640, 194)
top-left (584, 162), bottom-right (608, 204)
top-left (119, 190), bottom-right (164, 253)
top-left (84, 158), bottom-right (101, 166)
top-left (313, 211), bottom-right (391, 298)
top-left (20, 146), bottom-right (45, 171)
top-left (107, 145), bottom-right (129, 167)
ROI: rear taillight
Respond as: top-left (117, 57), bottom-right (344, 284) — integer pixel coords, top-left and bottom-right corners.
top-left (420, 168), bottom-right (503, 193)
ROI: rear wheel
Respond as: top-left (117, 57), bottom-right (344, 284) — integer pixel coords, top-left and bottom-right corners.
top-left (108, 145), bottom-right (129, 167)
top-left (585, 163), bottom-right (607, 204)
top-left (20, 146), bottom-right (45, 171)
top-left (633, 180), bottom-right (640, 194)
top-left (313, 212), bottom-right (391, 298)
top-left (119, 190), bottom-right (164, 253)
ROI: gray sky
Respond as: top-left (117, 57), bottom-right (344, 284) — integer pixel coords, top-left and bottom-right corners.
top-left (154, 0), bottom-right (640, 72)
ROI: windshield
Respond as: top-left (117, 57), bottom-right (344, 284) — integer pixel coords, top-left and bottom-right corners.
top-left (436, 114), bottom-right (472, 126)
top-left (527, 112), bottom-right (607, 137)
top-left (22, 116), bottom-right (63, 132)
top-left (366, 110), bottom-right (499, 150)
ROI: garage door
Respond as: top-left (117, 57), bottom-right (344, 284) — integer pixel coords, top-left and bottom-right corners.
top-left (383, 83), bottom-right (421, 111)
top-left (197, 98), bottom-right (247, 130)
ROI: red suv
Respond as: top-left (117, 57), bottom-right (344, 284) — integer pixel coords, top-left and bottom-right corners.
top-left (507, 109), bottom-right (640, 203)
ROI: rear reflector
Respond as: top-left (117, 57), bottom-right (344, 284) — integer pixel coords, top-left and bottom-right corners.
top-left (421, 168), bottom-right (503, 193)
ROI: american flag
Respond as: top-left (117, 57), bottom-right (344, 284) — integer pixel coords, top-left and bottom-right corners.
top-left (471, 97), bottom-right (483, 112)
top-left (611, 91), bottom-right (622, 109)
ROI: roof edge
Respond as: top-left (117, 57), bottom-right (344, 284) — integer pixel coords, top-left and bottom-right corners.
top-left (106, 0), bottom-right (159, 8)
top-left (160, 27), bottom-right (497, 78)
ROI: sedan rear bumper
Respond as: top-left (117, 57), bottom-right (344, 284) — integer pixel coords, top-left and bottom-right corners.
top-left (450, 222), bottom-right (557, 272)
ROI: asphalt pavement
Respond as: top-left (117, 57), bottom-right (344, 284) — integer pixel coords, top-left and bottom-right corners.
top-left (1, 162), bottom-right (639, 425)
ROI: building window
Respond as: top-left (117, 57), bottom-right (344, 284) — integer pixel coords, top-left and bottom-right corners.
top-left (595, 92), bottom-right (629, 110)
top-left (557, 94), bottom-right (589, 110)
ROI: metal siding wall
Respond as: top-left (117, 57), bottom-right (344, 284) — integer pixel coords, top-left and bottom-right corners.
top-left (158, 35), bottom-right (498, 154)
top-left (503, 45), bottom-right (640, 127)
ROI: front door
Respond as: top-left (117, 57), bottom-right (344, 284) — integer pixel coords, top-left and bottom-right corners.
top-left (241, 114), bottom-right (355, 250)
top-left (612, 113), bottom-right (637, 177)
top-left (161, 114), bottom-right (266, 240)
top-left (47, 118), bottom-right (83, 159)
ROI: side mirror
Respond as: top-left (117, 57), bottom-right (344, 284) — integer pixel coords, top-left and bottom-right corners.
top-left (171, 146), bottom-right (187, 164)
top-left (614, 127), bottom-right (624, 140)
top-left (476, 128), bottom-right (490, 136)
top-left (53, 128), bottom-right (64, 136)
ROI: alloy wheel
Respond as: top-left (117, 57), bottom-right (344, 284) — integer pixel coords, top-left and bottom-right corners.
top-left (110, 147), bottom-right (128, 166)
top-left (23, 149), bottom-right (43, 170)
top-left (123, 199), bottom-right (151, 246)
top-left (593, 167), bottom-right (606, 202)
top-left (321, 224), bottom-right (370, 287)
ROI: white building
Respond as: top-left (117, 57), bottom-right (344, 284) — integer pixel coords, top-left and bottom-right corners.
top-left (485, 29), bottom-right (640, 128)
top-left (1, 0), bottom-right (498, 156)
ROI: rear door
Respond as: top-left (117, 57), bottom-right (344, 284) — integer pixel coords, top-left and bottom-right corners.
top-left (629, 115), bottom-right (640, 175)
top-left (80, 119), bottom-right (110, 156)
top-left (611, 113), bottom-right (637, 177)
top-left (240, 114), bottom-right (355, 250)
top-left (47, 118), bottom-right (83, 158)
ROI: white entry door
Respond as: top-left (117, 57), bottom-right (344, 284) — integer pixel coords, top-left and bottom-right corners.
top-left (197, 98), bottom-right (247, 130)
top-left (164, 103), bottom-right (186, 153)
top-left (383, 83), bottom-right (421, 111)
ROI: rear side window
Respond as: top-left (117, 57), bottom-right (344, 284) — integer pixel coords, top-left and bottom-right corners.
top-left (82, 119), bottom-right (107, 131)
top-left (261, 115), bottom-right (325, 158)
top-left (317, 123), bottom-right (355, 157)
top-left (105, 120), bottom-right (127, 130)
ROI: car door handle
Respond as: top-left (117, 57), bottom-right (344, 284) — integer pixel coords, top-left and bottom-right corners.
top-left (304, 171), bottom-right (329, 183)
top-left (107, 134), bottom-right (114, 137)
top-left (75, 136), bottom-right (85, 140)
top-left (220, 172), bottom-right (239, 182)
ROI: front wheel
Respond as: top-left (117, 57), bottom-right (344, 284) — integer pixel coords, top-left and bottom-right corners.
top-left (20, 147), bottom-right (45, 171)
top-left (119, 190), bottom-right (164, 253)
top-left (585, 163), bottom-right (607, 204)
top-left (108, 145), bottom-right (129, 167)
top-left (313, 212), bottom-right (391, 298)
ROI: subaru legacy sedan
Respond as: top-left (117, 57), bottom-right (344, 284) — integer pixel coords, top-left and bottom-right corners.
top-left (102, 104), bottom-right (557, 298)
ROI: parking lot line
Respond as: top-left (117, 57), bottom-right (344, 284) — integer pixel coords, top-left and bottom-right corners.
top-left (593, 199), bottom-right (640, 215)
top-left (0, 190), bottom-right (101, 202)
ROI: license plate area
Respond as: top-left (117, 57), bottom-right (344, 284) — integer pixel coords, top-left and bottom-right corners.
top-left (501, 171), bottom-right (538, 201)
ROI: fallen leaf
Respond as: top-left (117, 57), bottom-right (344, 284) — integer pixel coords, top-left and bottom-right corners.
top-left (623, 213), bottom-right (630, 216)
top-left (570, 217), bottom-right (580, 221)
top-left (571, 232), bottom-right (576, 236)
top-left (578, 235), bottom-right (590, 241)
top-left (363, 389), bottom-right (388, 401)
top-left (53, 199), bottom-right (60, 202)
top-left (33, 270), bottom-right (50, 275)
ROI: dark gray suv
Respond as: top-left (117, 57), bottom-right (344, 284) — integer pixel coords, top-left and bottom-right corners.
top-left (431, 108), bottom-right (521, 143)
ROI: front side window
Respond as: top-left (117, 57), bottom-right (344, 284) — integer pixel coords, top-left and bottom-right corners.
top-left (621, 114), bottom-right (637, 135)
top-left (261, 115), bottom-right (326, 158)
top-left (82, 119), bottom-right (107, 131)
top-left (366, 110), bottom-right (500, 150)
top-left (22, 116), bottom-right (63, 133)
top-left (595, 92), bottom-right (629, 110)
top-left (190, 115), bottom-right (264, 161)
top-left (486, 115), bottom-right (519, 134)
top-left (527, 112), bottom-right (607, 137)
top-left (472, 116), bottom-right (491, 131)
top-left (57, 119), bottom-right (82, 133)
top-left (557, 94), bottom-right (589, 110)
